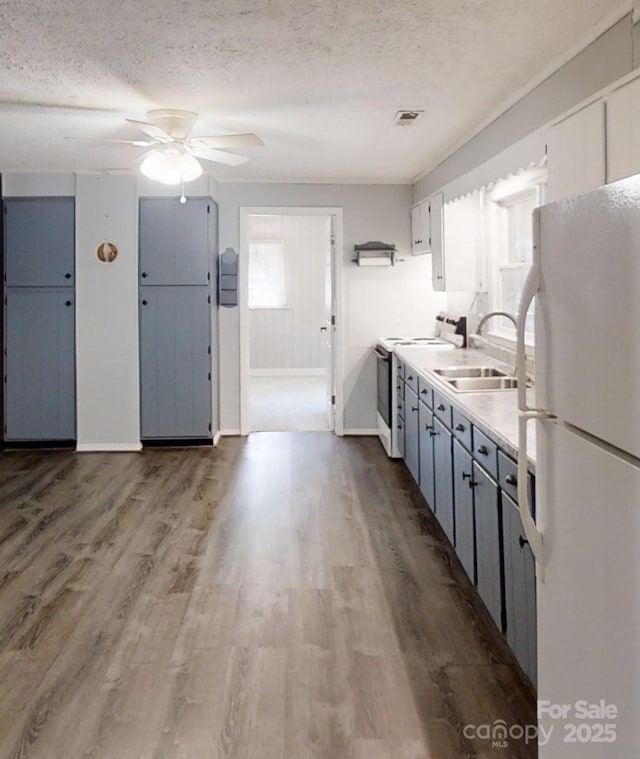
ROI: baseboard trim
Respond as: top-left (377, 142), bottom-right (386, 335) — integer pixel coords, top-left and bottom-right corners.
top-left (76, 443), bottom-right (143, 453)
top-left (250, 368), bottom-right (326, 377)
top-left (213, 431), bottom-right (222, 446)
top-left (343, 428), bottom-right (378, 436)
top-left (220, 429), bottom-right (242, 436)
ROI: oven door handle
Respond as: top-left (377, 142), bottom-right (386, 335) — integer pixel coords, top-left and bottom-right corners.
top-left (374, 348), bottom-right (390, 361)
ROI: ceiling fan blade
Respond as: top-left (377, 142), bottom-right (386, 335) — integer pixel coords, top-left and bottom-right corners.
top-left (188, 147), bottom-right (250, 167)
top-left (105, 138), bottom-right (156, 147)
top-left (189, 133), bottom-right (264, 149)
top-left (125, 118), bottom-right (173, 143)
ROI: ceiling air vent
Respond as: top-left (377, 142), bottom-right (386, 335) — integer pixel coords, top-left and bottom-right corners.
top-left (394, 110), bottom-right (423, 126)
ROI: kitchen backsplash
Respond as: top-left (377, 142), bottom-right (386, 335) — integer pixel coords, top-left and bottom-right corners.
top-left (468, 334), bottom-right (535, 380)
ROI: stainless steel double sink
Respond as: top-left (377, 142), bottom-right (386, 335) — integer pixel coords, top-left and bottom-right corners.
top-left (433, 366), bottom-right (518, 393)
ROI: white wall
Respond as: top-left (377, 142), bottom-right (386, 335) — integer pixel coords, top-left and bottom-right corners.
top-left (75, 175), bottom-right (140, 451)
top-left (249, 214), bottom-right (328, 371)
top-left (218, 183), bottom-right (447, 433)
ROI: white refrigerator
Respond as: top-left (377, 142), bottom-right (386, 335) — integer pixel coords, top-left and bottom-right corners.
top-left (515, 176), bottom-right (640, 757)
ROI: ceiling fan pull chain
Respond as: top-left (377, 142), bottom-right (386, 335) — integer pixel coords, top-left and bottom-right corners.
top-left (180, 179), bottom-right (187, 204)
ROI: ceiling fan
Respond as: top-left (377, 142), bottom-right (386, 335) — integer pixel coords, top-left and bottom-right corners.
top-left (115, 108), bottom-right (263, 184)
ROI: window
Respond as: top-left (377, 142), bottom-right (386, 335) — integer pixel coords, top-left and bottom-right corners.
top-left (486, 169), bottom-right (546, 341)
top-left (248, 240), bottom-right (288, 308)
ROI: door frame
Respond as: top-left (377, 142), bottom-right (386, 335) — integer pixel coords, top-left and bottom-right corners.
top-left (239, 206), bottom-right (344, 436)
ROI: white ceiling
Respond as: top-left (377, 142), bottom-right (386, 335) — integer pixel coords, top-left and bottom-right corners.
top-left (0, 0), bottom-right (628, 183)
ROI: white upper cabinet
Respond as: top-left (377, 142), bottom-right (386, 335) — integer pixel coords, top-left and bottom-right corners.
top-left (606, 76), bottom-right (640, 184)
top-left (410, 199), bottom-right (430, 255)
top-left (546, 101), bottom-right (606, 203)
top-left (439, 191), bottom-right (484, 293)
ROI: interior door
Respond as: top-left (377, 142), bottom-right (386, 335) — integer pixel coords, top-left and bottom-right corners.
top-left (323, 215), bottom-right (335, 430)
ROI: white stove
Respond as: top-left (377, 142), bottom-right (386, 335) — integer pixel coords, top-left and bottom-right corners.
top-left (375, 313), bottom-right (468, 457)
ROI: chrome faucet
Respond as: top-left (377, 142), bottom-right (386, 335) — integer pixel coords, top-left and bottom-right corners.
top-left (475, 311), bottom-right (518, 376)
top-left (475, 310), bottom-right (518, 335)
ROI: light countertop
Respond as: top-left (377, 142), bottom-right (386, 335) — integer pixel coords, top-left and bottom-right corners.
top-left (394, 346), bottom-right (536, 472)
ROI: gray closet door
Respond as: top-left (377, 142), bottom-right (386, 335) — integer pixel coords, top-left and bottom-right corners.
top-left (140, 286), bottom-right (211, 439)
top-left (473, 462), bottom-right (502, 630)
top-left (139, 199), bottom-right (210, 285)
top-left (453, 438), bottom-right (475, 583)
top-left (5, 198), bottom-right (75, 286)
top-left (5, 288), bottom-right (76, 440)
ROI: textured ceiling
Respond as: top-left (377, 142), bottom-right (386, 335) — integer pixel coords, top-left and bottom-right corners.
top-left (0, 0), bottom-right (627, 183)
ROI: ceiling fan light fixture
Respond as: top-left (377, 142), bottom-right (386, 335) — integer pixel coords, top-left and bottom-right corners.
top-left (140, 147), bottom-right (203, 185)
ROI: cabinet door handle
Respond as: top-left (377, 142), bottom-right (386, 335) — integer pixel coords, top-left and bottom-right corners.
top-left (455, 423), bottom-right (465, 432)
top-left (65, 272), bottom-right (72, 279)
top-left (505, 473), bottom-right (517, 486)
top-left (420, 389), bottom-right (428, 395)
top-left (411, 406), bottom-right (418, 412)
top-left (462, 471), bottom-right (471, 480)
top-left (65, 300), bottom-right (72, 307)
top-left (142, 299), bottom-right (148, 306)
top-left (407, 375), bottom-right (414, 381)
top-left (397, 424), bottom-right (403, 430)
top-left (477, 445), bottom-right (488, 455)
top-left (437, 403), bottom-right (445, 411)
top-left (429, 430), bottom-right (438, 437)
top-left (468, 479), bottom-right (478, 489)
top-left (519, 535), bottom-right (529, 549)
top-left (141, 271), bottom-right (148, 278)
top-left (425, 424), bottom-right (432, 432)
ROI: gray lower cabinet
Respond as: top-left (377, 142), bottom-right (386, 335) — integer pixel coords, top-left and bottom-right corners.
top-left (139, 198), bottom-right (210, 286)
top-left (4, 197), bottom-right (75, 287)
top-left (404, 386), bottom-right (420, 485)
top-left (5, 288), bottom-right (76, 441)
top-left (418, 401), bottom-right (435, 510)
top-left (433, 417), bottom-right (454, 544)
top-left (139, 286), bottom-right (211, 439)
top-left (502, 493), bottom-right (537, 685)
top-left (473, 461), bottom-right (502, 630)
top-left (452, 438), bottom-right (475, 582)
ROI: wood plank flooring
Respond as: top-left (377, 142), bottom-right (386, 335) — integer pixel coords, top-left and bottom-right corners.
top-left (0, 433), bottom-right (536, 758)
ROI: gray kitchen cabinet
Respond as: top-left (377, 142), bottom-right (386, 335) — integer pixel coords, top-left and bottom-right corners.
top-left (5, 287), bottom-right (76, 441)
top-left (418, 401), bottom-right (435, 510)
top-left (473, 461), bottom-right (502, 630)
top-left (139, 286), bottom-right (212, 439)
top-left (432, 417), bottom-right (454, 544)
top-left (404, 385), bottom-right (420, 485)
top-left (502, 492), bottom-right (537, 685)
top-left (4, 197), bottom-right (75, 287)
top-left (139, 198), bottom-right (210, 286)
top-left (452, 438), bottom-right (475, 583)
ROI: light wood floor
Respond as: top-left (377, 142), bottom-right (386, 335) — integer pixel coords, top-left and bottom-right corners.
top-left (0, 433), bottom-right (536, 758)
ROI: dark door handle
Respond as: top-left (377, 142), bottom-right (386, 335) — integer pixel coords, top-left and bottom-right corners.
top-left (437, 403), bottom-right (445, 411)
top-left (519, 535), bottom-right (529, 548)
top-left (477, 445), bottom-right (488, 455)
top-left (411, 406), bottom-right (418, 412)
top-left (468, 479), bottom-right (478, 489)
top-left (455, 424), bottom-right (465, 432)
top-left (407, 375), bottom-right (414, 381)
top-left (421, 389), bottom-right (428, 394)
top-left (65, 272), bottom-right (72, 279)
top-left (462, 472), bottom-right (471, 480)
top-left (142, 299), bottom-right (148, 306)
top-left (320, 326), bottom-right (328, 331)
top-left (65, 300), bottom-right (72, 307)
top-left (141, 271), bottom-right (148, 278)
top-left (425, 424), bottom-right (433, 431)
top-left (505, 474), bottom-right (517, 486)
top-left (429, 430), bottom-right (438, 437)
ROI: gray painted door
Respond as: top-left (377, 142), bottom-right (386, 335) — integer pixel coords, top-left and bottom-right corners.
top-left (433, 417), bottom-right (454, 544)
top-left (5, 197), bottom-right (75, 287)
top-left (453, 438), bottom-right (475, 583)
top-left (418, 401), bottom-right (435, 510)
top-left (404, 386), bottom-right (420, 485)
top-left (502, 492), bottom-right (537, 685)
top-left (139, 198), bottom-right (210, 285)
top-left (140, 286), bottom-right (211, 439)
top-left (473, 461), bottom-right (502, 630)
top-left (5, 287), bottom-right (76, 440)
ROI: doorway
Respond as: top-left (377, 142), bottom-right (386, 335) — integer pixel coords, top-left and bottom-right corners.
top-left (239, 207), bottom-right (343, 436)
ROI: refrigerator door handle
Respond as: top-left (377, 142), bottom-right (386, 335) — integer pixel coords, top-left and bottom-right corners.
top-left (518, 410), bottom-right (547, 580)
top-left (516, 217), bottom-right (540, 413)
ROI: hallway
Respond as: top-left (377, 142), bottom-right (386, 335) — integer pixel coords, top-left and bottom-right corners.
top-left (0, 434), bottom-right (535, 758)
